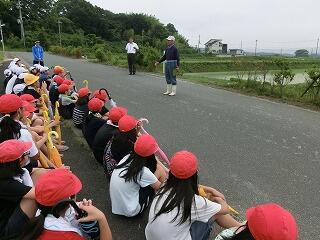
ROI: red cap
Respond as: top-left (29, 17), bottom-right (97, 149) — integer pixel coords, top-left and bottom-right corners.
top-left (246, 203), bottom-right (298, 240)
top-left (108, 107), bottom-right (128, 123)
top-left (35, 169), bottom-right (82, 206)
top-left (170, 151), bottom-right (198, 179)
top-left (53, 75), bottom-right (65, 86)
top-left (58, 84), bottom-right (71, 93)
top-left (0, 94), bottom-right (23, 114)
top-left (23, 101), bottom-right (37, 117)
top-left (78, 87), bottom-right (91, 98)
top-left (53, 66), bottom-right (64, 75)
top-left (20, 94), bottom-right (37, 103)
top-left (134, 134), bottom-right (159, 157)
top-left (93, 89), bottom-right (108, 102)
top-left (88, 98), bottom-right (104, 112)
top-left (0, 139), bottom-right (32, 163)
top-left (118, 115), bottom-right (138, 132)
top-left (62, 80), bottom-right (72, 86)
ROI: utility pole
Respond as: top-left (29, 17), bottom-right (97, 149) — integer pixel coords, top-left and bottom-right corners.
top-left (240, 40), bottom-right (242, 49)
top-left (197, 35), bottom-right (201, 52)
top-left (58, 20), bottom-right (62, 46)
top-left (254, 40), bottom-right (258, 56)
top-left (316, 37), bottom-right (319, 56)
top-left (0, 20), bottom-right (5, 53)
top-left (17, 0), bottom-right (25, 48)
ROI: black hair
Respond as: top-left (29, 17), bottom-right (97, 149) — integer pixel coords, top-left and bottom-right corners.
top-left (20, 202), bottom-right (72, 240)
top-left (153, 172), bottom-right (199, 225)
top-left (111, 128), bottom-right (137, 152)
top-left (0, 113), bottom-right (22, 143)
top-left (76, 95), bottom-right (89, 106)
top-left (0, 159), bottom-right (24, 179)
top-left (223, 224), bottom-right (254, 240)
top-left (115, 152), bottom-right (157, 183)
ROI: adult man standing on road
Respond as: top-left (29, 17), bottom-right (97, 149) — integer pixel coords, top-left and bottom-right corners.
top-left (155, 36), bottom-right (180, 96)
top-left (32, 40), bottom-right (44, 66)
top-left (125, 37), bottom-right (139, 75)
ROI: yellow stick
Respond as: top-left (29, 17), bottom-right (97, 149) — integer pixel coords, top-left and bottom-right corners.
top-left (54, 102), bottom-right (62, 145)
top-left (48, 131), bottom-right (63, 167)
top-left (83, 80), bottom-right (89, 88)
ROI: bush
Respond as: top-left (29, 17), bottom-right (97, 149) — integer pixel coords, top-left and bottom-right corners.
top-left (95, 48), bottom-right (106, 62)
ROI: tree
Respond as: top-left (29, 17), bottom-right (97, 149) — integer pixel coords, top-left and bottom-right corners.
top-left (166, 23), bottom-right (177, 35)
top-left (273, 59), bottom-right (295, 97)
top-left (295, 49), bottom-right (309, 57)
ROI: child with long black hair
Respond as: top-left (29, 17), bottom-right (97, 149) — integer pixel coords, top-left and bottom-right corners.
top-left (103, 115), bottom-right (138, 176)
top-left (0, 139), bottom-right (38, 239)
top-left (110, 134), bottom-right (167, 217)
top-left (145, 151), bottom-right (241, 240)
top-left (20, 168), bottom-right (112, 240)
top-left (215, 203), bottom-right (298, 240)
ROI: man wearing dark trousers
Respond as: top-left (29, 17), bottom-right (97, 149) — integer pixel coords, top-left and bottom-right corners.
top-left (125, 37), bottom-right (139, 75)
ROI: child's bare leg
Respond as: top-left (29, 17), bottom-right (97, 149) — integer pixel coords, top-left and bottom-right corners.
top-left (20, 198), bottom-right (37, 219)
top-left (32, 118), bottom-right (44, 127)
top-left (154, 161), bottom-right (168, 183)
top-left (215, 214), bottom-right (242, 229)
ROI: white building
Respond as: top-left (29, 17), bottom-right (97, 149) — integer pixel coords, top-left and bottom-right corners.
top-left (229, 49), bottom-right (245, 56)
top-left (204, 39), bottom-right (223, 54)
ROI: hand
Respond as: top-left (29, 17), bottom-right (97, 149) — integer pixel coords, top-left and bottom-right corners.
top-left (176, 66), bottom-right (179, 70)
top-left (155, 62), bottom-right (159, 67)
top-left (78, 203), bottom-right (106, 223)
top-left (202, 186), bottom-right (226, 201)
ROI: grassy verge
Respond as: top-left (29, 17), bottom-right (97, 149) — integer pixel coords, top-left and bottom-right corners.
top-left (0, 52), bottom-right (4, 61)
top-left (182, 74), bottom-right (320, 110)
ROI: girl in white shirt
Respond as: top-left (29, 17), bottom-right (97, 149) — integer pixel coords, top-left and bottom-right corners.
top-left (145, 151), bottom-right (241, 240)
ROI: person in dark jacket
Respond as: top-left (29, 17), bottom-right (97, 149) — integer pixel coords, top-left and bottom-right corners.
top-left (82, 98), bottom-right (107, 148)
top-left (155, 36), bottom-right (180, 96)
top-left (91, 106), bottom-right (127, 164)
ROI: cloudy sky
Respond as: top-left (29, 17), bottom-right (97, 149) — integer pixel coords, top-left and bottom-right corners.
top-left (88, 0), bottom-right (320, 53)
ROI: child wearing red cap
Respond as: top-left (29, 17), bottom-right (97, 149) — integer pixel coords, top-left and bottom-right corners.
top-left (103, 115), bottom-right (138, 176)
top-left (0, 140), bottom-right (38, 239)
top-left (92, 88), bottom-right (117, 116)
top-left (72, 87), bottom-right (91, 129)
top-left (58, 83), bottom-right (78, 119)
top-left (145, 150), bottom-right (241, 240)
top-left (49, 75), bottom-right (64, 106)
top-left (91, 106), bottom-right (127, 164)
top-left (21, 168), bottom-right (112, 240)
top-left (0, 94), bottom-right (40, 172)
top-left (215, 203), bottom-right (298, 240)
top-left (110, 134), bottom-right (167, 217)
top-left (82, 98), bottom-right (108, 148)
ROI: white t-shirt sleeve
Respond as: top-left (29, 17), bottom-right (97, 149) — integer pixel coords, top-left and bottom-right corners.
top-left (125, 43), bottom-right (129, 51)
top-left (138, 167), bottom-right (158, 188)
top-left (19, 129), bottom-right (39, 157)
top-left (191, 195), bottom-right (222, 222)
top-left (134, 43), bottom-right (139, 50)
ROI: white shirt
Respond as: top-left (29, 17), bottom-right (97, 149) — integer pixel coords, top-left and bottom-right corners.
top-left (5, 75), bottom-right (17, 94)
top-left (145, 193), bottom-right (222, 240)
top-left (125, 42), bottom-right (139, 54)
top-left (109, 154), bottom-right (158, 217)
top-left (18, 121), bottom-right (39, 158)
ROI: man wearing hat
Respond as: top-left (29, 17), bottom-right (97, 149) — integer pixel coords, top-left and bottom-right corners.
top-left (32, 41), bottom-right (44, 66)
top-left (155, 36), bottom-right (180, 96)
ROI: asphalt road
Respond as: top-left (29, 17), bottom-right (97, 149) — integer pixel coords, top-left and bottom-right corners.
top-left (7, 52), bottom-right (320, 239)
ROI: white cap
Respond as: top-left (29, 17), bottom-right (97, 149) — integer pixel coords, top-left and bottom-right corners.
top-left (166, 36), bottom-right (175, 41)
top-left (13, 84), bottom-right (26, 95)
top-left (4, 69), bottom-right (12, 77)
top-left (40, 66), bottom-right (49, 73)
top-left (29, 66), bottom-right (36, 72)
top-left (13, 57), bottom-right (20, 62)
top-left (16, 67), bottom-right (28, 75)
top-left (34, 64), bottom-right (42, 70)
top-left (18, 73), bottom-right (27, 80)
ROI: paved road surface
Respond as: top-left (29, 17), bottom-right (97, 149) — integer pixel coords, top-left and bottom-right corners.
top-left (8, 52), bottom-right (320, 239)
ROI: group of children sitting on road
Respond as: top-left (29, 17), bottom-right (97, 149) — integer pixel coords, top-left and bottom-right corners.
top-left (0, 57), bottom-right (298, 240)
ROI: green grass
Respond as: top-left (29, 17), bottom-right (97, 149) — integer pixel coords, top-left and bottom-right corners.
top-left (0, 51), bottom-right (3, 61)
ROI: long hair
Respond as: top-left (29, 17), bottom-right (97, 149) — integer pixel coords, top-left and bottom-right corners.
top-left (0, 113), bottom-right (22, 143)
top-left (111, 128), bottom-right (137, 152)
top-left (20, 203), bottom-right (70, 240)
top-left (153, 172), bottom-right (199, 225)
top-left (0, 159), bottom-right (24, 179)
top-left (115, 152), bottom-right (157, 183)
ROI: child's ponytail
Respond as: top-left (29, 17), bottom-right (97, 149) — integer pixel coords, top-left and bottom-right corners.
top-left (0, 114), bottom-right (21, 143)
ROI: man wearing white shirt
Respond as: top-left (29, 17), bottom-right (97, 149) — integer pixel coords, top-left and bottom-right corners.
top-left (125, 37), bottom-right (139, 75)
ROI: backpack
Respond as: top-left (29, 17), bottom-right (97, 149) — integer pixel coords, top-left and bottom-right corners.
top-left (102, 137), bottom-right (118, 177)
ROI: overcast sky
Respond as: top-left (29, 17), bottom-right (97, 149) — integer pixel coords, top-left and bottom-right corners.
top-left (88, 0), bottom-right (320, 53)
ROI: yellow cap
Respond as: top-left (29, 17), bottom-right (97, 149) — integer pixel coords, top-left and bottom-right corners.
top-left (24, 74), bottom-right (39, 86)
